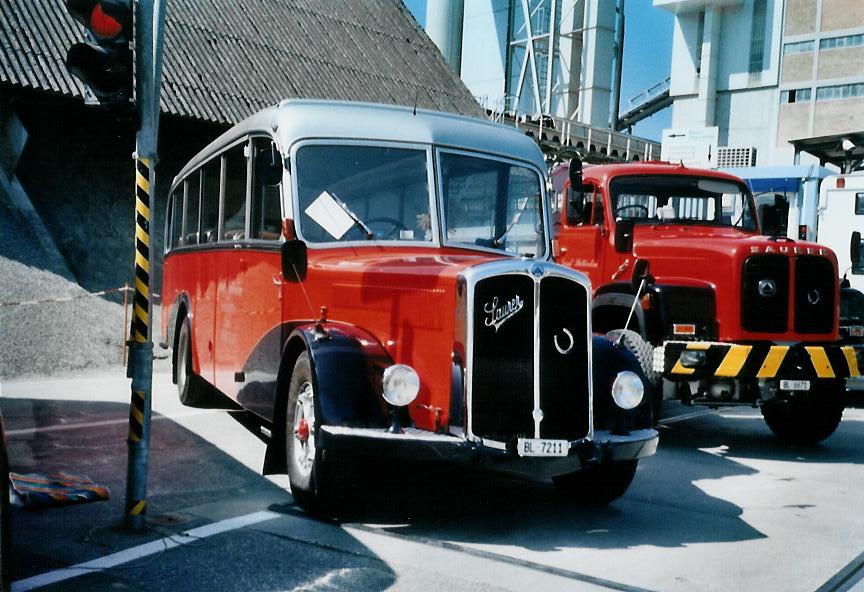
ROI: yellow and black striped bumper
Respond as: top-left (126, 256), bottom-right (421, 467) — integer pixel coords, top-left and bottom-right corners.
top-left (660, 341), bottom-right (864, 380)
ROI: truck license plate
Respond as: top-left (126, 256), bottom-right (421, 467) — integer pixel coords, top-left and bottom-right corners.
top-left (780, 379), bottom-right (810, 391)
top-left (517, 438), bottom-right (569, 457)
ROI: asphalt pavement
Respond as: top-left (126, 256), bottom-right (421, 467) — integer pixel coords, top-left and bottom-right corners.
top-left (2, 370), bottom-right (864, 592)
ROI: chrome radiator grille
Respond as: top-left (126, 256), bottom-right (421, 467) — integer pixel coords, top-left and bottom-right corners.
top-left (462, 261), bottom-right (591, 447)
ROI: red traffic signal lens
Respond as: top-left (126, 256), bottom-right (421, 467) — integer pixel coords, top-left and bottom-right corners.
top-left (90, 3), bottom-right (123, 39)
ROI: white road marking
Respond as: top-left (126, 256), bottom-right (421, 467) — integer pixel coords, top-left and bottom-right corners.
top-left (657, 408), bottom-right (719, 425)
top-left (4, 410), bottom-right (221, 437)
top-left (10, 510), bottom-right (281, 592)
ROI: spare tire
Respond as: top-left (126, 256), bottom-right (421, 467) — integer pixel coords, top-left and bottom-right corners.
top-left (606, 329), bottom-right (659, 383)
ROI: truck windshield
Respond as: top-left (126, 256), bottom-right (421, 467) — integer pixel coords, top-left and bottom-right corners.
top-left (609, 175), bottom-right (757, 231)
top-left (296, 144), bottom-right (432, 243)
top-left (439, 151), bottom-right (546, 257)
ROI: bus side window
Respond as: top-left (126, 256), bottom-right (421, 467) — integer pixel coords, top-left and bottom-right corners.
top-left (222, 142), bottom-right (248, 241)
top-left (201, 159), bottom-right (220, 244)
top-left (169, 186), bottom-right (183, 249)
top-left (250, 138), bottom-right (283, 241)
top-left (184, 171), bottom-right (201, 245)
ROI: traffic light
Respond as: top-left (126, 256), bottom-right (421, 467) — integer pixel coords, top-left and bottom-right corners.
top-left (64, 0), bottom-right (133, 104)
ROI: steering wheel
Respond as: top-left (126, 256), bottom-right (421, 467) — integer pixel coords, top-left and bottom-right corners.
top-left (614, 204), bottom-right (650, 218)
top-left (365, 217), bottom-right (408, 239)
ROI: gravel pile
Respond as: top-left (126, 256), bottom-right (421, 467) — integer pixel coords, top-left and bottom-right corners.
top-left (0, 256), bottom-right (129, 379)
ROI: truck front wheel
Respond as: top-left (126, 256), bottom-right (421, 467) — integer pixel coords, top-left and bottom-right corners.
top-left (552, 460), bottom-right (638, 505)
top-left (761, 381), bottom-right (845, 444)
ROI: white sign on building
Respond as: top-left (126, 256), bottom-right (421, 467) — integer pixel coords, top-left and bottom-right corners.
top-left (661, 127), bottom-right (719, 168)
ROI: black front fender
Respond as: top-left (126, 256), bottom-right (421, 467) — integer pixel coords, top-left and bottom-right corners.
top-left (591, 335), bottom-right (653, 431)
top-left (264, 322), bottom-right (392, 475)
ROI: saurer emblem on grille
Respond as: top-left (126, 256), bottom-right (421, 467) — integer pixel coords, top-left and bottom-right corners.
top-left (484, 295), bottom-right (524, 332)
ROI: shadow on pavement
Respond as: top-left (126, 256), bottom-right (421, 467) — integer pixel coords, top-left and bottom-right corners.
top-left (1, 397), bottom-right (396, 591)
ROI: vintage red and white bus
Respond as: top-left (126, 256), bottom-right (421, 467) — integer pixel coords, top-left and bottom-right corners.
top-left (160, 100), bottom-right (658, 510)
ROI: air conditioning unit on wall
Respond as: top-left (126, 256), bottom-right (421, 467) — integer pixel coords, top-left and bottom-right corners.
top-left (716, 146), bottom-right (757, 168)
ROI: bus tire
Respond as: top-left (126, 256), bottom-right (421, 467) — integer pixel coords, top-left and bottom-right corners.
top-left (176, 317), bottom-right (209, 407)
top-left (761, 381), bottom-right (844, 444)
top-left (286, 352), bottom-right (335, 514)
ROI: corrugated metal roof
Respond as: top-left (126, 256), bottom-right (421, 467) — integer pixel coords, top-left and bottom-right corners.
top-left (0, 0), bottom-right (484, 124)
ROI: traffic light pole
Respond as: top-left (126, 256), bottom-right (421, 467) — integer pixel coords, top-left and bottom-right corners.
top-left (125, 0), bottom-right (165, 531)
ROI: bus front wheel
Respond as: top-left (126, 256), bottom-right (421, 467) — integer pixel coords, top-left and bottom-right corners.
top-left (286, 352), bottom-right (335, 514)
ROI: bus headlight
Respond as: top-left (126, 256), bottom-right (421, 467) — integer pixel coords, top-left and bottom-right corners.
top-left (611, 371), bottom-right (644, 410)
top-left (382, 364), bottom-right (420, 407)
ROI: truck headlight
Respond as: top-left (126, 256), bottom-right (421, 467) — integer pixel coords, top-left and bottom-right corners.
top-left (382, 364), bottom-right (420, 407)
top-left (611, 371), bottom-right (644, 410)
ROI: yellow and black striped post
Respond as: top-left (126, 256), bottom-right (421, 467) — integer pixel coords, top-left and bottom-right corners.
top-left (124, 154), bottom-right (155, 531)
top-left (125, 0), bottom-right (165, 532)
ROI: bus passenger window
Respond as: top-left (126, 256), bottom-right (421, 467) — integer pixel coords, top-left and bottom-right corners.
top-left (251, 138), bottom-right (283, 240)
top-left (169, 186), bottom-right (183, 249)
top-left (201, 159), bottom-right (220, 244)
top-left (184, 172), bottom-right (201, 245)
top-left (223, 143), bottom-right (248, 241)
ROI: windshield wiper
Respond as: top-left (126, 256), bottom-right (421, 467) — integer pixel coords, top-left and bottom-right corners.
top-left (331, 192), bottom-right (373, 239)
top-left (492, 196), bottom-right (531, 248)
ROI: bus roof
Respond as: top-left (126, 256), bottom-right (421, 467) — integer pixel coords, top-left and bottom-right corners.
top-left (173, 100), bottom-right (546, 185)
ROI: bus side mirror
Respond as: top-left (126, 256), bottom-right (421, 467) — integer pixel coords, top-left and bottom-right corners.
top-left (852, 231), bottom-right (863, 272)
top-left (566, 157), bottom-right (584, 225)
top-left (281, 239), bottom-right (307, 282)
top-left (615, 218), bottom-right (634, 253)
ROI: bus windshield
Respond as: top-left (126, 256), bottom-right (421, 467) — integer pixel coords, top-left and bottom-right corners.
top-left (295, 143), bottom-right (546, 256)
top-left (609, 175), bottom-right (757, 231)
top-left (439, 151), bottom-right (546, 257)
top-left (296, 144), bottom-right (433, 243)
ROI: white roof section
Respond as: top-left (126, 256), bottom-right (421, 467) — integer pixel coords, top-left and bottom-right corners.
top-left (175, 100), bottom-right (546, 184)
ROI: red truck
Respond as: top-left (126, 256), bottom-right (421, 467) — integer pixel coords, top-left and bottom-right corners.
top-left (556, 159), bottom-right (864, 443)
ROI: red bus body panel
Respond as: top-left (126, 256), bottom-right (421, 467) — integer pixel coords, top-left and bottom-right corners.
top-left (162, 245), bottom-right (499, 431)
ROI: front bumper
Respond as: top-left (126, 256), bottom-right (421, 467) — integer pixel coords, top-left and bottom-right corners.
top-left (658, 341), bottom-right (863, 382)
top-left (318, 426), bottom-right (659, 479)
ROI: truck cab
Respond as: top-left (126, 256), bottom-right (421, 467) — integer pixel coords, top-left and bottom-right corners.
top-left (555, 160), bottom-right (864, 443)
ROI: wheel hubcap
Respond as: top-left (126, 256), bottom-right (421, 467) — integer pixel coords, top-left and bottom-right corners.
top-left (291, 382), bottom-right (316, 478)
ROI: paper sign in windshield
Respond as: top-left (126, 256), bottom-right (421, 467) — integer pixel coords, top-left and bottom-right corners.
top-left (305, 191), bottom-right (355, 239)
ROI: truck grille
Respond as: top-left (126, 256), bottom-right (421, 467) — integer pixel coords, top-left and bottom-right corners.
top-left (466, 262), bottom-right (591, 445)
top-left (794, 256), bottom-right (835, 333)
top-left (741, 255), bottom-right (789, 333)
top-left (741, 254), bottom-right (835, 335)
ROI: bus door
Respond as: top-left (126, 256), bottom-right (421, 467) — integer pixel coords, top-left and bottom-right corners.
top-left (190, 158), bottom-right (222, 385)
top-left (214, 138), bottom-right (285, 417)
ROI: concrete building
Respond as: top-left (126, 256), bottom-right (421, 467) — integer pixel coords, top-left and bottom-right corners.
top-left (657, 0), bottom-right (864, 169)
top-left (421, 0), bottom-right (661, 162)
top-left (426, 0), bottom-right (622, 125)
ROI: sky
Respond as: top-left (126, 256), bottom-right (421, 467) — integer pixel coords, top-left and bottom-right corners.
top-left (402, 0), bottom-right (673, 141)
